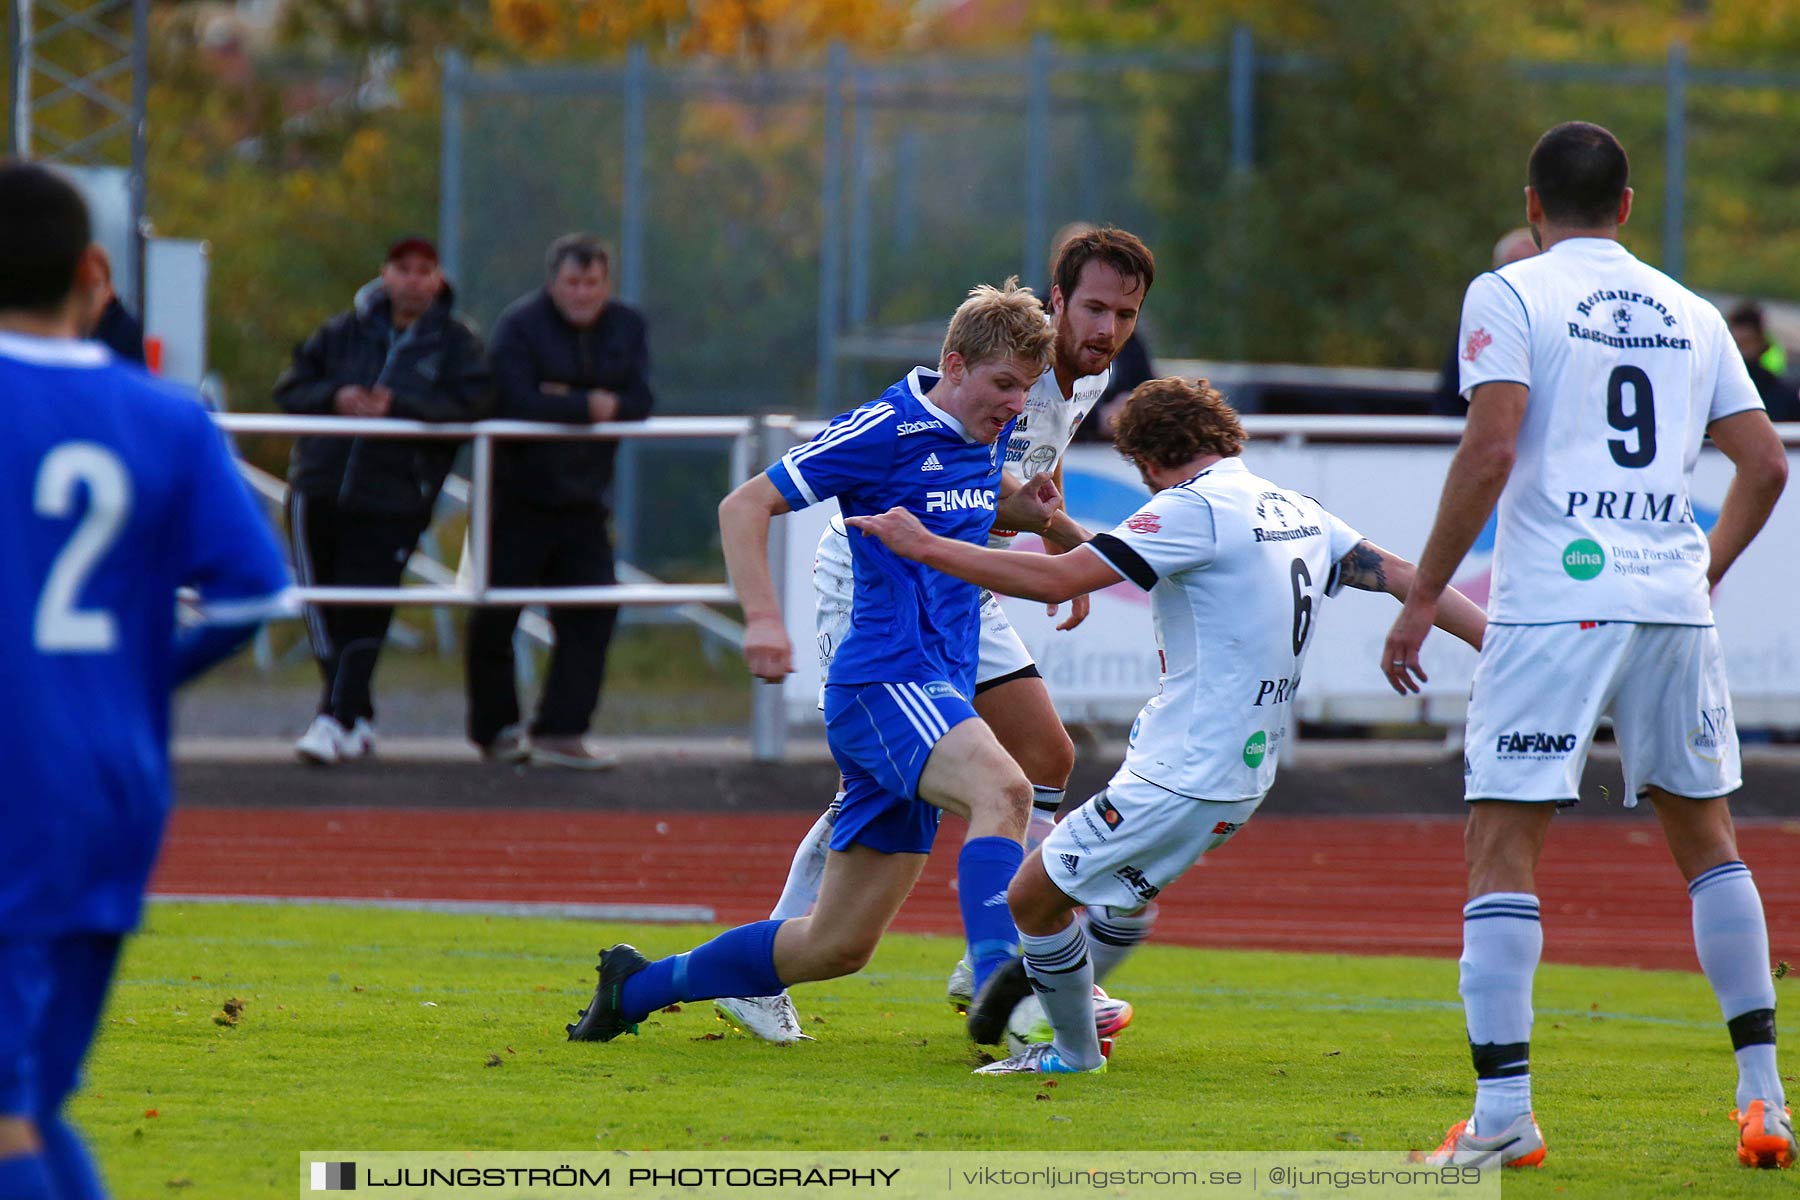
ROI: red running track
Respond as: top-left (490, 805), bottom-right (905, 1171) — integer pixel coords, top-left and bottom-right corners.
top-left (151, 808), bottom-right (1800, 972)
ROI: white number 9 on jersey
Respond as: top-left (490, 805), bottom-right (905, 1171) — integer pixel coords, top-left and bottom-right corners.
top-left (34, 441), bottom-right (132, 653)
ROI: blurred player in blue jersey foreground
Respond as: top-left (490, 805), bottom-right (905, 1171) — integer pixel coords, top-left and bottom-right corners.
top-left (0, 163), bottom-right (293, 1199)
top-left (566, 281), bottom-right (1068, 1047)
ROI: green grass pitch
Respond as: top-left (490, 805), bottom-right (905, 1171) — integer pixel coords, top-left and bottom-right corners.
top-left (71, 901), bottom-right (1795, 1198)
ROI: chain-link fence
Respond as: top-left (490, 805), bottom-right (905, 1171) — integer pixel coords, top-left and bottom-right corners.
top-left (442, 31), bottom-right (1800, 572)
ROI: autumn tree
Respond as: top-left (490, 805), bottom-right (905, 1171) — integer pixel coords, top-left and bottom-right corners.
top-left (489, 0), bottom-right (909, 59)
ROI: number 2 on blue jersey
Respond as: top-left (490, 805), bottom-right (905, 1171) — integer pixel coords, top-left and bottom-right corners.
top-left (34, 441), bottom-right (132, 653)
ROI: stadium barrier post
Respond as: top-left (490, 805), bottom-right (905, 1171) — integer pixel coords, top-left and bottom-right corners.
top-left (1663, 40), bottom-right (1687, 280)
top-left (814, 41), bottom-right (847, 416)
top-left (439, 51), bottom-right (465, 292)
top-left (468, 426), bottom-right (494, 603)
top-left (847, 66), bottom-right (871, 331)
top-left (620, 43), bottom-right (647, 308)
top-left (749, 415), bottom-right (797, 761)
top-left (1228, 24), bottom-right (1255, 173)
top-left (1023, 33), bottom-right (1051, 285)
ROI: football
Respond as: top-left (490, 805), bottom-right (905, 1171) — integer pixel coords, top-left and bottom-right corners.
top-left (1004, 994), bottom-right (1051, 1058)
top-left (1004, 986), bottom-right (1134, 1057)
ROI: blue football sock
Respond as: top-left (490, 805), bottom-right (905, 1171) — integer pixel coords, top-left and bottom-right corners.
top-left (40, 1117), bottom-right (105, 1200)
top-left (619, 920), bottom-right (786, 1022)
top-left (0, 1152), bottom-right (57, 1200)
top-left (958, 836), bottom-right (1023, 993)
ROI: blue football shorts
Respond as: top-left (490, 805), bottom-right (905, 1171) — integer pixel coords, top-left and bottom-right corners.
top-left (822, 680), bottom-right (978, 856)
top-left (0, 933), bottom-right (122, 1118)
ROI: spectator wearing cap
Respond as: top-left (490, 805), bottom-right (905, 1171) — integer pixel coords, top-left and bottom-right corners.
top-left (275, 236), bottom-right (490, 766)
top-left (465, 234), bottom-right (654, 769)
top-left (1726, 301), bottom-right (1800, 422)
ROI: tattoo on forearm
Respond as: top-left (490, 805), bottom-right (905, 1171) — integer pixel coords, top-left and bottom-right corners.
top-left (1339, 542), bottom-right (1387, 592)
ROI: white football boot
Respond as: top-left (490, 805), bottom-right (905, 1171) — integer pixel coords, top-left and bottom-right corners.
top-left (946, 957), bottom-right (974, 1010)
top-left (713, 993), bottom-right (814, 1044)
top-left (974, 1038), bottom-right (1112, 1076)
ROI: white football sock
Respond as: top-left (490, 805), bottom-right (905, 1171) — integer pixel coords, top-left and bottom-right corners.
top-left (1025, 786), bottom-right (1064, 853)
top-left (1689, 861), bottom-right (1784, 1110)
top-left (768, 794), bottom-right (841, 921)
top-left (1460, 892), bottom-right (1541, 1137)
top-left (1020, 922), bottom-right (1102, 1070)
top-left (1082, 903), bottom-right (1158, 984)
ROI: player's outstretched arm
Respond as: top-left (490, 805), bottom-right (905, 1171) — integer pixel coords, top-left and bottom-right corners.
top-left (992, 470), bottom-right (1063, 535)
top-left (847, 508), bottom-right (1117, 604)
top-left (1040, 509), bottom-right (1091, 552)
top-left (990, 469), bottom-right (1091, 628)
top-left (718, 475), bottom-right (795, 681)
top-left (1041, 465), bottom-right (1093, 630)
top-left (1382, 381), bottom-right (1525, 687)
top-left (993, 468), bottom-right (1087, 549)
top-left (1704, 408), bottom-right (1788, 589)
top-left (1337, 541), bottom-right (1487, 694)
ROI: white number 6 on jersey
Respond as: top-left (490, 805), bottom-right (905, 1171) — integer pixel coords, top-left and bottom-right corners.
top-left (35, 442), bottom-right (132, 653)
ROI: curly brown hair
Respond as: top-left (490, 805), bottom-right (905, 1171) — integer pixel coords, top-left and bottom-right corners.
top-left (1113, 378), bottom-right (1247, 470)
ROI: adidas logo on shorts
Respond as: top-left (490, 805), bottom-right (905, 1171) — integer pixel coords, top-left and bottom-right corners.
top-left (920, 452), bottom-right (944, 472)
top-left (1060, 853), bottom-right (1080, 874)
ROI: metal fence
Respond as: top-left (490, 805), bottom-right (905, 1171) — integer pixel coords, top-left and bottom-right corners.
top-left (213, 411), bottom-right (798, 760)
top-left (439, 32), bottom-right (1800, 573)
top-left (440, 32), bottom-right (1800, 409)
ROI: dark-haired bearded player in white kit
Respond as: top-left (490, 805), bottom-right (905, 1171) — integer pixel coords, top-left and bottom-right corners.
top-left (715, 228), bottom-right (1160, 1043)
top-left (1384, 121), bottom-right (1792, 1169)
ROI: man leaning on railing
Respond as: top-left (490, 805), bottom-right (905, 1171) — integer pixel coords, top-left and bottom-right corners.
top-left (464, 233), bottom-right (655, 770)
top-left (274, 235), bottom-right (490, 767)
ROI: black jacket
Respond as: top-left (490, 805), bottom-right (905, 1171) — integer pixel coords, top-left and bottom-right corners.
top-left (275, 281), bottom-right (489, 517)
top-left (92, 296), bottom-right (146, 365)
top-left (488, 290), bottom-right (654, 510)
top-left (1747, 359), bottom-right (1800, 423)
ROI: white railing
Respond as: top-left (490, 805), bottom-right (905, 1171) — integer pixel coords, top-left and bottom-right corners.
top-left (218, 412), bottom-right (1800, 759)
top-left (214, 412), bottom-right (797, 759)
top-left (820, 414), bottom-right (1800, 445)
top-left (793, 414), bottom-right (1492, 443)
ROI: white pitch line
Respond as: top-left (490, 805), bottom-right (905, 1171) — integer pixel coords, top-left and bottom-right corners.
top-left (150, 893), bottom-right (714, 923)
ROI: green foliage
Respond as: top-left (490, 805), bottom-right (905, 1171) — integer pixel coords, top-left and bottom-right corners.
top-left (78, 901), bottom-right (1791, 1198)
top-left (1040, 0), bottom-right (1800, 364)
top-left (1046, 1), bottom-right (1536, 365)
top-left (143, 24), bottom-right (442, 443)
top-left (127, 0), bottom-right (1800, 424)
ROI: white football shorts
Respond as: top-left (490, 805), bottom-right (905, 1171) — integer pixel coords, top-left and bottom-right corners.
top-left (1463, 621), bottom-right (1740, 805)
top-left (1038, 771), bottom-right (1264, 911)
top-left (813, 523), bottom-right (1035, 708)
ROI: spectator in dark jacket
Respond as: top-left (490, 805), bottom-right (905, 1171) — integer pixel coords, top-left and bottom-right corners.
top-left (83, 245), bottom-right (146, 365)
top-left (466, 234), bottom-right (653, 769)
top-left (1727, 301), bottom-right (1800, 422)
top-left (275, 236), bottom-right (488, 766)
